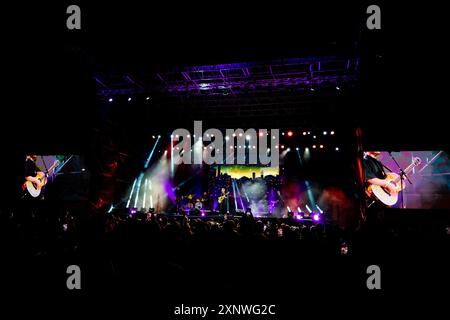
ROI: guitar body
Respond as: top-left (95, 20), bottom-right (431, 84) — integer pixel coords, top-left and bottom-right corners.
top-left (23, 172), bottom-right (47, 198)
top-left (366, 157), bottom-right (421, 206)
top-left (22, 159), bottom-right (60, 198)
top-left (218, 192), bottom-right (229, 204)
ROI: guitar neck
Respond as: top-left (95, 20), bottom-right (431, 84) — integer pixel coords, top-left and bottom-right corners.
top-left (393, 161), bottom-right (418, 184)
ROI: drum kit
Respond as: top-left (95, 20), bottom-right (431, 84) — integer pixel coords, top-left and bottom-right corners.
top-left (180, 194), bottom-right (206, 215)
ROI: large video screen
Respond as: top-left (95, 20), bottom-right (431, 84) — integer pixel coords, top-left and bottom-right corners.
top-left (22, 155), bottom-right (90, 201)
top-left (363, 151), bottom-right (450, 209)
top-left (218, 164), bottom-right (279, 179)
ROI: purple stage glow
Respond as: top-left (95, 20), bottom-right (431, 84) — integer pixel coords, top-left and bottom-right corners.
top-left (296, 214), bottom-right (303, 220)
top-left (313, 213), bottom-right (320, 222)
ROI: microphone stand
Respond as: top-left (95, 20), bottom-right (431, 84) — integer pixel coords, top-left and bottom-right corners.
top-left (388, 152), bottom-right (412, 209)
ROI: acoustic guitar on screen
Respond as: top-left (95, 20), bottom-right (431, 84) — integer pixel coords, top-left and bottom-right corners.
top-left (22, 160), bottom-right (60, 198)
top-left (366, 157), bottom-right (421, 206)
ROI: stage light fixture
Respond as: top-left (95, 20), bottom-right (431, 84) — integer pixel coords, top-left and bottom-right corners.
top-left (152, 135), bottom-right (155, 139)
top-left (158, 135), bottom-right (161, 138)
top-left (225, 136), bottom-right (229, 141)
top-left (286, 148), bottom-right (291, 152)
top-left (320, 145), bottom-right (324, 149)
top-left (287, 131), bottom-right (293, 137)
top-left (330, 131), bottom-right (335, 135)
top-left (335, 147), bottom-right (339, 151)
top-left (259, 132), bottom-right (264, 137)
top-left (323, 131), bottom-right (327, 135)
top-left (146, 96), bottom-right (151, 100)
top-left (108, 98), bottom-right (113, 102)
top-left (281, 145), bottom-right (285, 149)
top-left (313, 145), bottom-right (317, 149)
top-left (313, 135), bottom-right (316, 139)
top-left (246, 135), bottom-right (251, 140)
top-left (187, 134), bottom-right (190, 138)
top-left (313, 213), bottom-right (320, 222)
top-left (128, 97), bottom-right (132, 102)
top-left (296, 147), bottom-right (299, 151)
top-left (282, 132), bottom-right (285, 136)
top-left (238, 133), bottom-right (243, 137)
top-left (303, 132), bottom-right (307, 135)
top-left (336, 86), bottom-right (340, 90)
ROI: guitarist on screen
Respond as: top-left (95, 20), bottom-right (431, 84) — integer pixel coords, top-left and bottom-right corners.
top-left (23, 155), bottom-right (59, 200)
top-left (23, 155), bottom-right (45, 199)
top-left (363, 151), bottom-right (397, 207)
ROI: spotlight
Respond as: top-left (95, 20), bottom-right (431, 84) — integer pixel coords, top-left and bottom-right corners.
top-left (201, 212), bottom-right (206, 217)
top-left (310, 87), bottom-right (315, 91)
top-left (273, 136), bottom-right (276, 139)
top-left (206, 134), bottom-right (210, 137)
top-left (146, 96), bottom-right (151, 100)
top-left (303, 132), bottom-right (307, 136)
top-left (238, 133), bottom-right (243, 137)
top-left (287, 131), bottom-right (293, 137)
top-left (259, 132), bottom-right (264, 137)
top-left (158, 135), bottom-right (161, 138)
top-left (335, 147), bottom-right (339, 151)
top-left (164, 150), bottom-right (167, 154)
top-left (286, 148), bottom-right (291, 152)
top-left (281, 145), bottom-right (285, 149)
top-left (307, 132), bottom-right (311, 135)
top-left (225, 136), bottom-right (229, 141)
top-left (313, 135), bottom-right (316, 139)
top-left (170, 134), bottom-right (173, 138)
top-left (320, 145), bottom-right (324, 149)
top-left (336, 86), bottom-right (340, 91)
top-left (252, 146), bottom-right (256, 149)
top-left (152, 135), bottom-right (155, 139)
top-left (296, 214), bottom-right (303, 220)
top-left (313, 213), bottom-right (320, 222)
top-left (230, 146), bottom-right (233, 149)
top-left (323, 131), bottom-right (327, 135)
top-left (211, 134), bottom-right (214, 137)
top-left (176, 134), bottom-right (179, 138)
top-left (246, 135), bottom-right (251, 140)
top-left (313, 145), bottom-right (316, 149)
top-left (275, 145), bottom-right (279, 149)
top-left (267, 148), bottom-right (270, 152)
top-left (330, 131), bottom-right (335, 135)
top-left (108, 98), bottom-right (113, 102)
top-left (282, 132), bottom-right (285, 136)
top-left (128, 97), bottom-right (132, 102)
top-left (187, 134), bottom-right (190, 138)
top-left (305, 147), bottom-right (309, 152)
top-left (296, 147), bottom-right (299, 151)
top-left (233, 133), bottom-right (237, 137)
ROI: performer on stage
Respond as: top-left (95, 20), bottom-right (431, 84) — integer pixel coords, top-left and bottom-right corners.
top-left (218, 187), bottom-right (229, 215)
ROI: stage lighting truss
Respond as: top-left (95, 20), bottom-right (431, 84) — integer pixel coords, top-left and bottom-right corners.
top-left (96, 56), bottom-right (358, 99)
